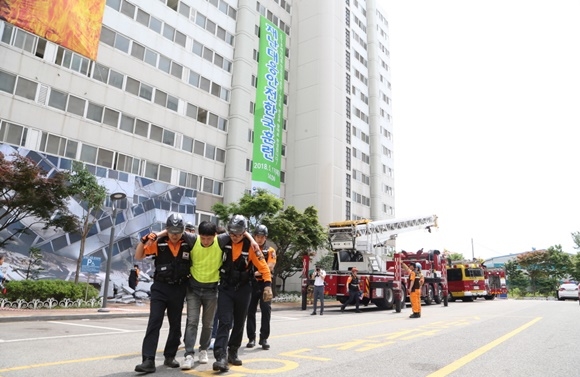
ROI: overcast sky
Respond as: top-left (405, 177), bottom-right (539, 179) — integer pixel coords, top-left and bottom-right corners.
top-left (378, 1), bottom-right (580, 260)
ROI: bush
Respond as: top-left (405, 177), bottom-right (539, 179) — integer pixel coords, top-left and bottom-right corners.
top-left (3, 280), bottom-right (100, 301)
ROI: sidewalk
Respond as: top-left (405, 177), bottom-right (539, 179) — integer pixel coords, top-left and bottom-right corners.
top-left (0, 300), bottom-right (322, 323)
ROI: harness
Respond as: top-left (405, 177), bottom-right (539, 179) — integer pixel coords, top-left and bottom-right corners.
top-left (219, 238), bottom-right (252, 289)
top-left (153, 236), bottom-right (193, 285)
top-left (348, 276), bottom-right (360, 292)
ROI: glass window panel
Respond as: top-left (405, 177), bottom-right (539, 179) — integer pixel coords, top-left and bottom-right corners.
top-left (120, 0), bottom-right (135, 18)
top-left (48, 89), bottom-right (67, 110)
top-left (135, 119), bottom-right (149, 137)
top-left (131, 42), bottom-right (145, 60)
top-left (87, 102), bottom-right (103, 122)
top-left (186, 103), bottom-right (197, 119)
top-left (189, 71), bottom-right (200, 87)
top-left (206, 19), bottom-right (216, 34)
top-left (182, 136), bottom-right (193, 152)
top-left (145, 162), bottom-right (158, 179)
top-left (93, 63), bottom-right (109, 83)
top-left (210, 0), bottom-right (218, 7)
top-left (214, 181), bottom-right (223, 195)
top-left (1, 23), bottom-right (13, 44)
top-left (44, 134), bottom-right (63, 155)
top-left (194, 140), bottom-right (204, 156)
top-left (144, 49), bottom-right (157, 66)
top-left (218, 117), bottom-right (227, 131)
top-left (67, 95), bottom-right (86, 116)
top-left (15, 77), bottom-right (37, 100)
top-left (167, 0), bottom-right (179, 11)
top-left (228, 7), bottom-right (236, 19)
top-left (120, 114), bottom-right (135, 132)
top-left (0, 70), bottom-right (17, 94)
top-left (208, 113), bottom-right (218, 128)
top-left (178, 2), bottom-right (190, 17)
top-left (202, 178), bottom-right (213, 193)
top-left (197, 108), bottom-right (208, 123)
top-left (158, 165), bottom-right (171, 183)
top-left (80, 144), bottom-right (98, 164)
top-left (149, 16), bottom-right (162, 33)
top-left (163, 24), bottom-right (175, 40)
top-left (218, 0), bottom-right (227, 13)
top-left (106, 0), bottom-right (121, 11)
top-left (139, 83), bottom-right (153, 100)
top-left (154, 90), bottom-right (167, 106)
top-left (170, 62), bottom-right (183, 79)
top-left (150, 125), bottom-right (163, 142)
top-left (195, 14), bottom-right (206, 28)
top-left (108, 69), bottom-right (124, 89)
top-left (136, 9), bottom-right (150, 26)
top-left (97, 148), bottom-right (114, 168)
top-left (65, 140), bottom-right (78, 158)
top-left (202, 47), bottom-right (213, 62)
top-left (125, 77), bottom-right (140, 95)
top-left (214, 53), bottom-right (223, 68)
top-left (216, 27), bottom-right (226, 41)
top-left (211, 82), bottom-right (220, 96)
top-left (199, 77), bottom-right (210, 92)
top-left (100, 26), bottom-right (115, 46)
top-left (103, 108), bottom-right (120, 127)
top-left (167, 95), bottom-right (178, 111)
top-left (158, 55), bottom-right (171, 73)
top-left (192, 40), bottom-right (203, 56)
top-left (114, 34), bottom-right (130, 53)
top-left (205, 144), bottom-right (215, 159)
top-left (162, 130), bottom-right (175, 146)
top-left (175, 31), bottom-right (186, 47)
top-left (215, 148), bottom-right (225, 162)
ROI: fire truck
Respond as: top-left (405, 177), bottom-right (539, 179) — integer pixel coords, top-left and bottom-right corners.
top-left (388, 248), bottom-right (449, 307)
top-left (446, 260), bottom-right (487, 301)
top-left (483, 266), bottom-right (507, 299)
top-left (325, 215), bottom-right (438, 312)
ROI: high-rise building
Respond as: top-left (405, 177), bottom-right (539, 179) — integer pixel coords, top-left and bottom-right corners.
top-left (0, 0), bottom-right (393, 262)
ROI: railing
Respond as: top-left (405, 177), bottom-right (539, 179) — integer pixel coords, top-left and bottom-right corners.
top-left (0, 297), bottom-right (102, 310)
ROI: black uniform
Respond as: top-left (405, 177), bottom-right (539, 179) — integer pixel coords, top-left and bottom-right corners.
top-left (341, 274), bottom-right (361, 311)
top-left (246, 246), bottom-right (273, 343)
top-left (140, 234), bottom-right (193, 361)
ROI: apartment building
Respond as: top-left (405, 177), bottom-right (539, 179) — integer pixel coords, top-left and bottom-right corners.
top-left (0, 0), bottom-right (393, 265)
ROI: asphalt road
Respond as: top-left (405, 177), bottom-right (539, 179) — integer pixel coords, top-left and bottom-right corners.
top-left (0, 298), bottom-right (578, 377)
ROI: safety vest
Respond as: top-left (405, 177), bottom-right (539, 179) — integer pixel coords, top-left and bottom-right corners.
top-left (153, 236), bottom-right (193, 285)
top-left (219, 238), bottom-right (252, 287)
top-left (348, 275), bottom-right (360, 292)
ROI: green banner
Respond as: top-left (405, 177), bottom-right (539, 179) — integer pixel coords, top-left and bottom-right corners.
top-left (251, 17), bottom-right (286, 196)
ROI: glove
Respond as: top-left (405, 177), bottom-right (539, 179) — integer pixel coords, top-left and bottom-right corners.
top-left (141, 233), bottom-right (157, 244)
top-left (262, 286), bottom-right (273, 302)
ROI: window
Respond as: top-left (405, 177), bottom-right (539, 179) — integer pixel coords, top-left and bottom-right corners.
top-left (186, 103), bottom-right (197, 119)
top-left (120, 114), bottom-right (135, 132)
top-left (179, 172), bottom-right (199, 189)
top-left (93, 63), bottom-right (109, 83)
top-left (215, 148), bottom-right (225, 162)
top-left (182, 136), bottom-right (193, 152)
top-left (194, 140), bottom-right (204, 155)
top-left (136, 9), bottom-right (150, 26)
top-left (116, 153), bottom-right (140, 174)
top-left (125, 77), bottom-right (140, 96)
top-left (150, 125), bottom-right (163, 142)
top-left (0, 121), bottom-right (26, 146)
top-left (80, 144), bottom-right (98, 164)
top-left (205, 144), bottom-right (215, 159)
top-left (87, 102), bottom-right (103, 122)
top-left (108, 69), bottom-right (124, 89)
top-left (120, 0), bottom-right (135, 18)
top-left (0, 70), bottom-right (17, 94)
top-left (135, 119), bottom-right (149, 137)
top-left (97, 148), bottom-right (114, 168)
top-left (67, 95), bottom-right (86, 116)
top-left (162, 129), bottom-right (175, 146)
top-left (15, 77), bottom-right (37, 100)
top-left (48, 89), bottom-right (67, 111)
top-left (131, 42), bottom-right (145, 60)
top-left (103, 108), bottom-right (120, 127)
top-left (113, 33), bottom-right (130, 53)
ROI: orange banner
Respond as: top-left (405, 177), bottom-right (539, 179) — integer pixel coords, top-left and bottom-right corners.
top-left (0, 0), bottom-right (105, 60)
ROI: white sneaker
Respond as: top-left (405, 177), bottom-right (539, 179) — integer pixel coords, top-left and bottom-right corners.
top-left (181, 355), bottom-right (194, 370)
top-left (199, 350), bottom-right (209, 364)
top-left (208, 338), bottom-right (215, 350)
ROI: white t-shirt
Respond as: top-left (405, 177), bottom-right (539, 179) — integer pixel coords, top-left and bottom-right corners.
top-left (312, 269), bottom-right (326, 286)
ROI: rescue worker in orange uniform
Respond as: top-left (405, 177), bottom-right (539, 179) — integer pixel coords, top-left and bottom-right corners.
top-left (403, 262), bottom-right (424, 318)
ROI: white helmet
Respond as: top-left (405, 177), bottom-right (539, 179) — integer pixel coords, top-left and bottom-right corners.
top-left (415, 263), bottom-right (422, 270)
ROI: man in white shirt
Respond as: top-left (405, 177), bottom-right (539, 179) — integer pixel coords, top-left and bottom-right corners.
top-left (311, 264), bottom-right (326, 315)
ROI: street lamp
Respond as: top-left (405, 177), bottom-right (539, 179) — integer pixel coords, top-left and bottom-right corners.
top-left (99, 192), bottom-right (127, 312)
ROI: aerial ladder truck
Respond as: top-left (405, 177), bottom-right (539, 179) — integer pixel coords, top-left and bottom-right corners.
top-left (325, 215), bottom-right (438, 312)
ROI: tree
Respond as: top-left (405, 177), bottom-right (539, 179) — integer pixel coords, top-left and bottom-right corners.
top-left (212, 188), bottom-right (283, 228)
top-left (68, 162), bottom-right (108, 284)
top-left (0, 152), bottom-right (77, 248)
top-left (23, 247), bottom-right (44, 280)
top-left (516, 249), bottom-right (559, 294)
top-left (503, 259), bottom-right (529, 292)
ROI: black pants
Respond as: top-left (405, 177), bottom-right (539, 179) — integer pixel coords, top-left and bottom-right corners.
top-left (214, 283), bottom-right (251, 359)
top-left (343, 290), bottom-right (360, 310)
top-left (141, 281), bottom-right (187, 360)
top-left (246, 281), bottom-right (271, 341)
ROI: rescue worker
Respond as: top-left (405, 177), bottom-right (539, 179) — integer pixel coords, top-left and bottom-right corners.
top-left (185, 221), bottom-right (195, 234)
top-left (403, 262), bottom-right (424, 318)
top-left (246, 224), bottom-right (276, 350)
top-left (340, 267), bottom-right (362, 313)
top-left (134, 213), bottom-right (194, 374)
top-left (212, 215), bottom-right (273, 372)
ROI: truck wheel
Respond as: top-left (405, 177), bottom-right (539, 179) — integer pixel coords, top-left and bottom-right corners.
top-left (434, 285), bottom-right (443, 304)
top-left (374, 287), bottom-right (394, 310)
top-left (484, 294), bottom-right (495, 300)
top-left (423, 285), bottom-right (434, 305)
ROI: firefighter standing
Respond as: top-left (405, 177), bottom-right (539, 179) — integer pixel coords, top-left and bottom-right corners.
top-left (212, 215), bottom-right (273, 372)
top-left (404, 262), bottom-right (424, 318)
top-left (246, 224), bottom-right (276, 350)
top-left (340, 267), bottom-right (362, 313)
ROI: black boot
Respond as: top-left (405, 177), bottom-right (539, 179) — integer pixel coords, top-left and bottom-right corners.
top-left (228, 349), bottom-right (242, 366)
top-left (259, 338), bottom-right (270, 350)
top-left (135, 358), bottom-right (156, 373)
top-left (246, 338), bottom-right (256, 348)
top-left (163, 357), bottom-right (179, 368)
top-left (213, 352), bottom-right (229, 372)
top-left (409, 312), bottom-right (420, 318)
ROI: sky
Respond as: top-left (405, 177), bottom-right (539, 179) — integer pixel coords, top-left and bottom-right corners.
top-left (377, 1), bottom-right (580, 260)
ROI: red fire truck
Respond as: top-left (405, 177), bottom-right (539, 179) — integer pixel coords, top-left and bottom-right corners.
top-left (483, 266), bottom-right (507, 299)
top-left (324, 215), bottom-right (438, 312)
top-left (388, 248), bottom-right (449, 307)
top-left (446, 260), bottom-right (487, 302)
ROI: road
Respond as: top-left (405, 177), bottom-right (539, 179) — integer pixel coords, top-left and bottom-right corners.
top-left (0, 299), bottom-right (578, 376)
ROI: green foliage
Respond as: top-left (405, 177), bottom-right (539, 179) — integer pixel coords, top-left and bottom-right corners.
top-left (0, 152), bottom-right (78, 247)
top-left (212, 188), bottom-right (283, 228)
top-left (504, 260), bottom-right (529, 292)
top-left (516, 247), bottom-right (572, 293)
top-left (68, 162), bottom-right (108, 283)
top-left (3, 280), bottom-right (99, 301)
top-left (317, 252), bottom-right (334, 271)
top-left (571, 252), bottom-right (580, 282)
top-left (448, 253), bottom-right (466, 262)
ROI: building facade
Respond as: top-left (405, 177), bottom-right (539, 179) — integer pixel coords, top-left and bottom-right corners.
top-left (0, 0), bottom-right (394, 269)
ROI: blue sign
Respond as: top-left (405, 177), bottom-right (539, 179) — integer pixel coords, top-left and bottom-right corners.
top-left (81, 256), bottom-right (101, 274)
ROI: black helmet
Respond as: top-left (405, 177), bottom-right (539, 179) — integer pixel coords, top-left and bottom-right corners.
top-left (185, 221), bottom-right (195, 231)
top-left (166, 213), bottom-right (185, 234)
top-left (253, 224), bottom-right (268, 236)
top-left (227, 215), bottom-right (248, 235)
